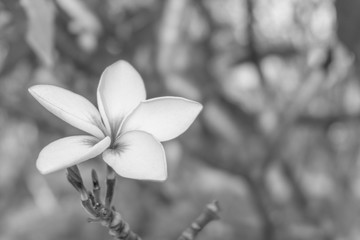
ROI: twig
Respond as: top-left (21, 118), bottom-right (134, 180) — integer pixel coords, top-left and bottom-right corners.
top-left (241, 173), bottom-right (276, 240)
top-left (177, 201), bottom-right (220, 240)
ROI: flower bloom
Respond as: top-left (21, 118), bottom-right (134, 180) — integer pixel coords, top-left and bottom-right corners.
top-left (29, 60), bottom-right (202, 181)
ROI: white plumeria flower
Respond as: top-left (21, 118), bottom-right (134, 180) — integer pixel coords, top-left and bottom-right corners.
top-left (29, 60), bottom-right (202, 181)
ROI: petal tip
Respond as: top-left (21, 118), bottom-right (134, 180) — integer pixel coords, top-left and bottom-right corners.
top-left (195, 102), bottom-right (204, 114)
top-left (112, 59), bottom-right (131, 67)
top-left (188, 100), bottom-right (203, 122)
top-left (155, 172), bottom-right (168, 182)
top-left (28, 86), bottom-right (34, 93)
top-left (36, 159), bottom-right (53, 174)
top-left (28, 84), bottom-right (47, 92)
top-left (28, 85), bottom-right (39, 95)
top-left (28, 85), bottom-right (53, 99)
top-left (148, 152), bottom-right (167, 182)
top-left (104, 59), bottom-right (133, 74)
top-left (147, 166), bottom-right (168, 181)
top-left (136, 171), bottom-right (168, 182)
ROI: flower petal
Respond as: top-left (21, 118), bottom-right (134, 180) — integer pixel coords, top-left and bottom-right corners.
top-left (97, 60), bottom-right (146, 134)
top-left (102, 131), bottom-right (167, 181)
top-left (29, 85), bottom-right (105, 139)
top-left (121, 97), bottom-right (203, 141)
top-left (36, 136), bottom-right (111, 174)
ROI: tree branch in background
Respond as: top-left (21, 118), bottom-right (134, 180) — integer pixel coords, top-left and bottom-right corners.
top-left (245, 0), bottom-right (272, 100)
top-left (192, 2), bottom-right (277, 239)
top-left (156, 0), bottom-right (189, 81)
top-left (177, 201), bottom-right (220, 240)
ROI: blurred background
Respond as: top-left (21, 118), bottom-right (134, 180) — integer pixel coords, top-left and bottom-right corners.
top-left (1, 0), bottom-right (360, 239)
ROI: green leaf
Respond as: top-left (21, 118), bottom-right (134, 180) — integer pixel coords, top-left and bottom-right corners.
top-left (21, 0), bottom-right (55, 66)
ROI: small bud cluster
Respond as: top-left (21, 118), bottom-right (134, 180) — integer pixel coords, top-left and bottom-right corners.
top-left (66, 165), bottom-right (141, 240)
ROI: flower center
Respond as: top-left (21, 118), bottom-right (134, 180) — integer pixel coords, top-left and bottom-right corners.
top-left (107, 118), bottom-right (124, 149)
